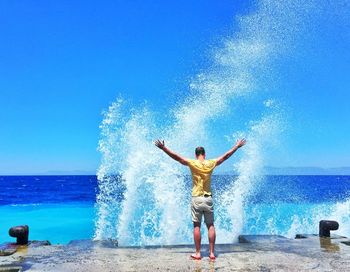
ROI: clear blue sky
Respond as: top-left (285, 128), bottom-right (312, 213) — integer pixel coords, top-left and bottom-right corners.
top-left (0, 0), bottom-right (349, 174)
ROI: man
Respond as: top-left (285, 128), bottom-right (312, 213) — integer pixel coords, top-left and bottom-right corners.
top-left (155, 138), bottom-right (246, 260)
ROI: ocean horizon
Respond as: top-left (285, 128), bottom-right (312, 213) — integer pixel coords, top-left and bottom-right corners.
top-left (2, 166), bottom-right (350, 176)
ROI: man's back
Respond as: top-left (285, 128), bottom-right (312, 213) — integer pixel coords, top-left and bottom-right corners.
top-left (187, 159), bottom-right (217, 197)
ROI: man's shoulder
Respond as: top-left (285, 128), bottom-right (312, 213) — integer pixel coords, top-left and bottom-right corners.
top-left (187, 159), bottom-right (196, 166)
top-left (205, 159), bottom-right (217, 168)
top-left (206, 158), bottom-right (217, 164)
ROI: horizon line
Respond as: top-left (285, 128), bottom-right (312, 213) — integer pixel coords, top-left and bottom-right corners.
top-left (1, 166), bottom-right (350, 176)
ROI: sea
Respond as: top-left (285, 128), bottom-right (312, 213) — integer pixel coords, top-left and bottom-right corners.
top-left (1, 175), bottom-right (350, 245)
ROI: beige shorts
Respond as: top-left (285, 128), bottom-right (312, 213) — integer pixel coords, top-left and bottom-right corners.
top-left (191, 196), bottom-right (214, 225)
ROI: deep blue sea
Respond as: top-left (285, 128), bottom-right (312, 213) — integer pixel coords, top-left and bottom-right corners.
top-left (1, 175), bottom-right (350, 245)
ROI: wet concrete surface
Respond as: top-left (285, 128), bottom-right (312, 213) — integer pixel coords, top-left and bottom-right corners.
top-left (1, 235), bottom-right (350, 271)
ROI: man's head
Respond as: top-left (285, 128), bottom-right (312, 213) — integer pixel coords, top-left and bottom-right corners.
top-left (195, 146), bottom-right (205, 159)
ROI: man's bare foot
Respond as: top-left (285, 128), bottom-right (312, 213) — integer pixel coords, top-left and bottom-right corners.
top-left (190, 253), bottom-right (202, 260)
top-left (209, 253), bottom-right (216, 260)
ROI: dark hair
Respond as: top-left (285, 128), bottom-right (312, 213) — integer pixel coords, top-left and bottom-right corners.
top-left (195, 146), bottom-right (205, 157)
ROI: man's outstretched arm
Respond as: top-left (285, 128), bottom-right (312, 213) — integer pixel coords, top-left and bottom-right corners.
top-left (154, 139), bottom-right (189, 166)
top-left (216, 138), bottom-right (246, 166)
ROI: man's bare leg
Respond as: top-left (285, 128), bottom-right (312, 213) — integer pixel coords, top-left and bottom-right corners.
top-left (207, 223), bottom-right (216, 259)
top-left (192, 222), bottom-right (201, 259)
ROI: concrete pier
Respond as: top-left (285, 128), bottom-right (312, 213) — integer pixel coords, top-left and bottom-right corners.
top-left (1, 234), bottom-right (350, 271)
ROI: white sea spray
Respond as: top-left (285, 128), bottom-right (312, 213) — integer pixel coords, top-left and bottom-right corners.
top-left (94, 0), bottom-right (350, 244)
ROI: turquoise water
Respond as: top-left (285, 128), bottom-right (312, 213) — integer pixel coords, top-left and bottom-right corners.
top-left (1, 201), bottom-right (347, 245)
top-left (0, 175), bottom-right (97, 244)
top-left (0, 202), bottom-right (95, 244)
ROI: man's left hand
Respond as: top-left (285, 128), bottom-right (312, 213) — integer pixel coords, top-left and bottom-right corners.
top-left (155, 139), bottom-right (165, 150)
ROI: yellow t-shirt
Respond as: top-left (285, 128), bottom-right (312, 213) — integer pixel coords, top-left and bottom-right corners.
top-left (187, 159), bottom-right (217, 196)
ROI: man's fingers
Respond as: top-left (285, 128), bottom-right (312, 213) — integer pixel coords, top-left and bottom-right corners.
top-left (236, 138), bottom-right (246, 147)
top-left (154, 139), bottom-right (164, 148)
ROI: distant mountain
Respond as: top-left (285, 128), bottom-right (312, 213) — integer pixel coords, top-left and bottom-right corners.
top-left (2, 167), bottom-right (350, 176)
top-left (264, 166), bottom-right (350, 175)
top-left (0, 170), bottom-right (97, 176)
top-left (42, 170), bottom-right (96, 175)
top-left (219, 167), bottom-right (350, 175)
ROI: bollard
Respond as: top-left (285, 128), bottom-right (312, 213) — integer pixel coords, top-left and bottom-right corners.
top-left (319, 220), bottom-right (339, 237)
top-left (9, 225), bottom-right (29, 245)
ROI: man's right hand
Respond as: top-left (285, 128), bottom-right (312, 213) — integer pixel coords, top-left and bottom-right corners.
top-left (216, 138), bottom-right (246, 166)
top-left (155, 139), bottom-right (165, 150)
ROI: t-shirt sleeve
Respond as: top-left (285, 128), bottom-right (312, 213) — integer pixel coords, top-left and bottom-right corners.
top-left (187, 159), bottom-right (195, 169)
top-left (209, 159), bottom-right (218, 169)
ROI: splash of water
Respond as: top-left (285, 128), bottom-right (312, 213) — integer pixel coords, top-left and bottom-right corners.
top-left (94, 0), bottom-right (350, 245)
top-left (215, 112), bottom-right (282, 242)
